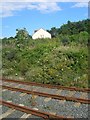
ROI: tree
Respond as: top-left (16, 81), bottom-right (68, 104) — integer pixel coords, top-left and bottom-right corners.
top-left (55, 19), bottom-right (89, 35)
top-left (15, 28), bottom-right (30, 42)
top-left (15, 28), bottom-right (30, 48)
top-left (50, 27), bottom-right (58, 38)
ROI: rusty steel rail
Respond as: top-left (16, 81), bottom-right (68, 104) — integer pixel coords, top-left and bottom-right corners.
top-left (0, 99), bottom-right (72, 119)
top-left (1, 78), bottom-right (90, 92)
top-left (2, 85), bottom-right (90, 104)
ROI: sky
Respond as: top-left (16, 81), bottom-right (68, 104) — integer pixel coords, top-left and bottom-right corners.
top-left (0, 0), bottom-right (89, 38)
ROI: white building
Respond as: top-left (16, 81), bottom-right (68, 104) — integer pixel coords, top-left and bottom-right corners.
top-left (32, 28), bottom-right (51, 39)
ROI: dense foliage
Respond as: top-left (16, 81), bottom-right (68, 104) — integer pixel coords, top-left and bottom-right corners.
top-left (1, 19), bottom-right (89, 88)
top-left (48, 19), bottom-right (89, 37)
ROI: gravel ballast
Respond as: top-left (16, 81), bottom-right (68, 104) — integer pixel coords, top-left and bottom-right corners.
top-left (2, 89), bottom-right (89, 118)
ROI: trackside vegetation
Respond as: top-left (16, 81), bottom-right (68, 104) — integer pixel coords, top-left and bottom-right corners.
top-left (1, 19), bottom-right (89, 88)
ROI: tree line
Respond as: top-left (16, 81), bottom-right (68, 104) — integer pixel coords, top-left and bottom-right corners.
top-left (1, 19), bottom-right (89, 46)
top-left (47, 19), bottom-right (89, 37)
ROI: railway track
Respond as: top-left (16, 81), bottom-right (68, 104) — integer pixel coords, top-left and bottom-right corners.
top-left (1, 78), bottom-right (90, 92)
top-left (1, 85), bottom-right (90, 104)
top-left (1, 78), bottom-right (90, 100)
top-left (1, 100), bottom-right (71, 119)
top-left (1, 78), bottom-right (89, 119)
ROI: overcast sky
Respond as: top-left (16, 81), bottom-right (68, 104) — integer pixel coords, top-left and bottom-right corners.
top-left (0, 0), bottom-right (89, 38)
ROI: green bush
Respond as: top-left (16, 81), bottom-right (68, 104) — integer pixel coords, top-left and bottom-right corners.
top-left (2, 35), bottom-right (88, 88)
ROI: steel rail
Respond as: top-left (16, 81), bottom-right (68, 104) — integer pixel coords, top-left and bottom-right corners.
top-left (1, 78), bottom-right (90, 92)
top-left (2, 85), bottom-right (90, 104)
top-left (0, 99), bottom-right (72, 119)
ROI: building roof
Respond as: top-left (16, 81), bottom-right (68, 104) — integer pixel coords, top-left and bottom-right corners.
top-left (32, 28), bottom-right (50, 36)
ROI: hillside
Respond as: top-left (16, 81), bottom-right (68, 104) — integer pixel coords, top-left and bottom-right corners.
top-left (2, 34), bottom-right (88, 88)
top-left (1, 19), bottom-right (89, 88)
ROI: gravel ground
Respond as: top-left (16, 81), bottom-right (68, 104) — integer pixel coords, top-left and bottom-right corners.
top-left (73, 91), bottom-right (82, 98)
top-left (2, 90), bottom-right (21, 101)
top-left (2, 89), bottom-right (89, 118)
top-left (2, 106), bottom-right (9, 114)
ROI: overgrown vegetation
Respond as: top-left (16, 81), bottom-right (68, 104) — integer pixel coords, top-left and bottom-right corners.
top-left (1, 19), bottom-right (89, 88)
top-left (47, 19), bottom-right (89, 37)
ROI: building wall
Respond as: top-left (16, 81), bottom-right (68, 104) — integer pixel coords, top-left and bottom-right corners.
top-left (32, 28), bottom-right (51, 39)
